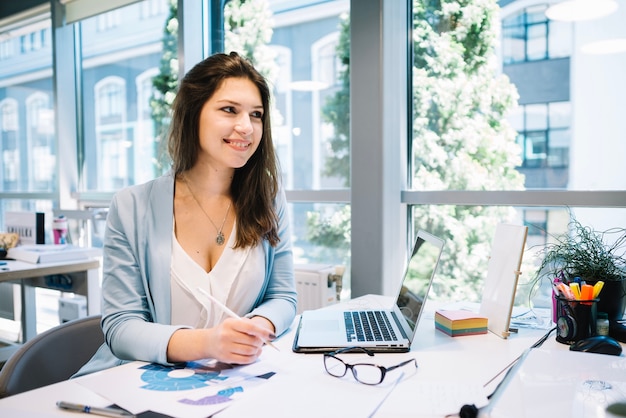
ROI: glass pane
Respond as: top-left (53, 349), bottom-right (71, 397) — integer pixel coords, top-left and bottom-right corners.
top-left (507, 105), bottom-right (524, 131)
top-left (502, 12), bottom-right (526, 64)
top-left (410, 205), bottom-right (527, 304)
top-left (502, 25), bottom-right (526, 64)
top-left (412, 1), bottom-right (626, 193)
top-left (0, 18), bottom-right (54, 193)
top-left (527, 23), bottom-right (547, 61)
top-left (410, 205), bottom-right (626, 309)
top-left (524, 131), bottom-right (547, 168)
top-left (548, 20), bottom-right (572, 58)
top-left (549, 101), bottom-right (570, 129)
top-left (409, 1), bottom-right (626, 310)
top-left (525, 104), bottom-right (547, 130)
top-left (547, 129), bottom-right (569, 167)
top-left (223, 1), bottom-right (351, 295)
top-left (411, 2), bottom-right (525, 192)
top-left (79, 0), bottom-right (172, 192)
top-left (262, 1), bottom-right (350, 190)
top-left (502, 3), bottom-right (625, 192)
top-left (525, 5), bottom-right (548, 24)
top-left (289, 202), bottom-right (351, 298)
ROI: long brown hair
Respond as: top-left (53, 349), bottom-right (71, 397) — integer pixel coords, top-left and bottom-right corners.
top-left (168, 52), bottom-right (280, 247)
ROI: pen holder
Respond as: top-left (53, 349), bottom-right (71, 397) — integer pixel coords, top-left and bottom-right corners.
top-left (555, 296), bottom-right (598, 345)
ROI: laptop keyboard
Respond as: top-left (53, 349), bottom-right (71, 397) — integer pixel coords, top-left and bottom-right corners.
top-left (344, 311), bottom-right (398, 342)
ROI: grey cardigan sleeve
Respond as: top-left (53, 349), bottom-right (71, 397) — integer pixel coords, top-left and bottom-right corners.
top-left (246, 188), bottom-right (298, 335)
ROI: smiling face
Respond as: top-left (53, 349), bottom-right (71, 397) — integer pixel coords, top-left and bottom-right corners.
top-left (197, 77), bottom-right (264, 171)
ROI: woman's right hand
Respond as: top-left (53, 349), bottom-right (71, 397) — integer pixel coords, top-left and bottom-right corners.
top-left (167, 317), bottom-right (274, 364)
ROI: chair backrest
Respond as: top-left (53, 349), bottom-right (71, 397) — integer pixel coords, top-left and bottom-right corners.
top-left (0, 315), bottom-right (103, 398)
top-left (52, 208), bottom-right (109, 248)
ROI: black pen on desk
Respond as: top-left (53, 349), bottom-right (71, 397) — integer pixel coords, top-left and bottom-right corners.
top-left (197, 287), bottom-right (280, 351)
top-left (56, 401), bottom-right (135, 418)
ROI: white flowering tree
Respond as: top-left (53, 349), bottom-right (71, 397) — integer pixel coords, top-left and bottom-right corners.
top-left (410, 0), bottom-right (524, 301)
top-left (314, 0), bottom-right (525, 302)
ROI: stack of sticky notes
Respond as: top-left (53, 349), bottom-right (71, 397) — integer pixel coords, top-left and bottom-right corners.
top-left (434, 310), bottom-right (488, 337)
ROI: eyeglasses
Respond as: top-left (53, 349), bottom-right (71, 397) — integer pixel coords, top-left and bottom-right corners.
top-left (323, 347), bottom-right (418, 385)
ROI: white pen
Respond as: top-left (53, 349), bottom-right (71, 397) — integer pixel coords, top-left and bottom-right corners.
top-left (197, 287), bottom-right (280, 351)
top-left (56, 401), bottom-right (135, 418)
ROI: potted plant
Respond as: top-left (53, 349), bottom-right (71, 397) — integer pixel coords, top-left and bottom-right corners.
top-left (0, 232), bottom-right (19, 259)
top-left (534, 214), bottom-right (626, 321)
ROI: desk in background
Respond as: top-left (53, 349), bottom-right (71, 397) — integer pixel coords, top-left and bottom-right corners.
top-left (0, 257), bottom-right (101, 362)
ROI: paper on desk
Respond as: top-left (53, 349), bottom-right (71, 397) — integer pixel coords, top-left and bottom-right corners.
top-left (486, 348), bottom-right (626, 418)
top-left (215, 352), bottom-right (418, 418)
top-left (77, 358), bottom-right (280, 418)
top-left (377, 379), bottom-right (489, 417)
top-left (215, 347), bottom-right (488, 418)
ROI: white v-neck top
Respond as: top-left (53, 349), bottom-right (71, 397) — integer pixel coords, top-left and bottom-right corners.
top-left (170, 223), bottom-right (264, 328)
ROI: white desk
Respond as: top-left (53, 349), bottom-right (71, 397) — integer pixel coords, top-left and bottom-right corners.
top-left (0, 258), bottom-right (101, 361)
top-left (0, 296), bottom-right (583, 418)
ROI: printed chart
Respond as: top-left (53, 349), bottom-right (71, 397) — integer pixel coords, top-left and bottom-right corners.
top-left (79, 359), bottom-right (277, 418)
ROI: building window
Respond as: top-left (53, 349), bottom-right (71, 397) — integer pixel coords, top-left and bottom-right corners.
top-left (97, 10), bottom-right (122, 32)
top-left (141, 0), bottom-right (168, 19)
top-left (312, 32), bottom-right (343, 189)
top-left (95, 77), bottom-right (128, 190)
top-left (26, 92), bottom-right (55, 190)
top-left (510, 102), bottom-right (571, 169)
top-left (502, 4), bottom-right (572, 64)
top-left (0, 99), bottom-right (19, 186)
top-left (135, 68), bottom-right (160, 184)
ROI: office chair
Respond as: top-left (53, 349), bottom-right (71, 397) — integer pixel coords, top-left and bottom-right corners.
top-left (0, 315), bottom-right (103, 398)
top-left (52, 207), bottom-right (108, 248)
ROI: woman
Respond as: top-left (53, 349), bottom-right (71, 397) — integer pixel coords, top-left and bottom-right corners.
top-left (76, 52), bottom-right (297, 376)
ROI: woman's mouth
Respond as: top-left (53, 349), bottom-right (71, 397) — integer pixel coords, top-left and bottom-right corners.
top-left (224, 139), bottom-right (250, 150)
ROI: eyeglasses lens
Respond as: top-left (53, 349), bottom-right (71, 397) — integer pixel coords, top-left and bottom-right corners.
top-left (324, 355), bottom-right (347, 377)
top-left (352, 364), bottom-right (383, 385)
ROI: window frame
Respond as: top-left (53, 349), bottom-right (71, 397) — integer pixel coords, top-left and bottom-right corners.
top-left (1, 0), bottom-right (624, 301)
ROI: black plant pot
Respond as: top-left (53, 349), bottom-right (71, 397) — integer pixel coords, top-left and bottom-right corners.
top-left (0, 248), bottom-right (7, 259)
top-left (586, 278), bottom-right (626, 321)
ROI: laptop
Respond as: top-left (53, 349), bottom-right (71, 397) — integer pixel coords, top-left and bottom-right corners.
top-left (292, 230), bottom-right (445, 353)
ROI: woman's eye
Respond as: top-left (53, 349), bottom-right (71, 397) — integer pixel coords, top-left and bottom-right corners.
top-left (251, 111), bottom-right (263, 119)
top-left (222, 106), bottom-right (236, 114)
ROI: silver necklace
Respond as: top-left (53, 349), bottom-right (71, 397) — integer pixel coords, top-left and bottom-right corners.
top-left (182, 175), bottom-right (232, 246)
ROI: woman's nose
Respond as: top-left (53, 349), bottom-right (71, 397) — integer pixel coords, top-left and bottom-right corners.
top-left (234, 114), bottom-right (253, 135)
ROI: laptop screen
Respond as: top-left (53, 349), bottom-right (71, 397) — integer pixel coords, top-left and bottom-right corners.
top-left (395, 230), bottom-right (444, 335)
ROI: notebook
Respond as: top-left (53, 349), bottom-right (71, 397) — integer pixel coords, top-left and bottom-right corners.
top-left (292, 230), bottom-right (445, 353)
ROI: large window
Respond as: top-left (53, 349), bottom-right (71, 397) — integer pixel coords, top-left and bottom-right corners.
top-left (79, 0), bottom-right (170, 192)
top-left (0, 16), bottom-right (54, 195)
top-left (260, 2), bottom-right (350, 272)
top-left (0, 0), bottom-right (624, 308)
top-left (408, 1), bottom-right (626, 306)
top-left (0, 8), bottom-right (54, 230)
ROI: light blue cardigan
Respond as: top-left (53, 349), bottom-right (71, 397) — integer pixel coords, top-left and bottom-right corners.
top-left (75, 171), bottom-right (297, 376)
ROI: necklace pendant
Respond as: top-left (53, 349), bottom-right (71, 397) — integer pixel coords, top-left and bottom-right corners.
top-left (216, 232), bottom-right (225, 246)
